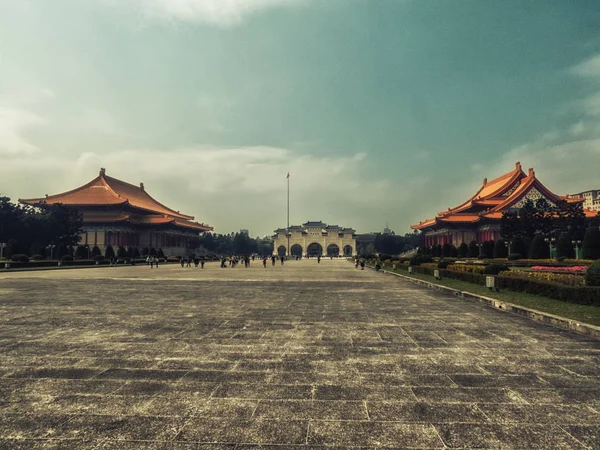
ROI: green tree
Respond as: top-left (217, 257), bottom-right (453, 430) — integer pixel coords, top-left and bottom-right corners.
top-left (555, 232), bottom-right (574, 259)
top-left (481, 240), bottom-right (494, 259)
top-left (467, 241), bottom-right (479, 258)
top-left (529, 234), bottom-right (549, 259)
top-left (105, 245), bottom-right (115, 259)
top-left (457, 242), bottom-right (468, 258)
top-left (582, 227), bottom-right (600, 260)
top-left (493, 239), bottom-right (508, 258)
top-left (91, 246), bottom-right (101, 257)
top-left (511, 236), bottom-right (527, 257)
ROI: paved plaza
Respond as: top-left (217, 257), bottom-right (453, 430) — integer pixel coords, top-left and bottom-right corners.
top-left (0, 259), bottom-right (599, 449)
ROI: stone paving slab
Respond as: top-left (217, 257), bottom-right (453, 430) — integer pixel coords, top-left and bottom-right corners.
top-left (0, 260), bottom-right (599, 448)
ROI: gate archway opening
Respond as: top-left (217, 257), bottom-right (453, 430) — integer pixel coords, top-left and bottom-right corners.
top-left (327, 244), bottom-right (340, 257)
top-left (290, 244), bottom-right (303, 257)
top-left (277, 245), bottom-right (286, 257)
top-left (343, 245), bottom-right (353, 256)
top-left (307, 243), bottom-right (323, 257)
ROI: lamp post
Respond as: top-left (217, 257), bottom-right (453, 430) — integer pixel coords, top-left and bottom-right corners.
top-left (572, 240), bottom-right (582, 261)
top-left (0, 243), bottom-right (6, 260)
top-left (504, 240), bottom-right (510, 256)
top-left (47, 244), bottom-right (56, 260)
top-left (86, 244), bottom-right (91, 260)
top-left (477, 243), bottom-right (483, 257)
top-left (544, 237), bottom-right (556, 259)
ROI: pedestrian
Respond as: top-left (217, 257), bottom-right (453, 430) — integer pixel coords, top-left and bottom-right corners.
top-left (272, 255), bottom-right (276, 266)
top-left (155, 256), bottom-right (159, 268)
top-left (201, 258), bottom-right (205, 269)
top-left (150, 257), bottom-right (154, 269)
top-left (355, 258), bottom-right (359, 269)
top-left (360, 258), bottom-right (365, 270)
top-left (180, 257), bottom-right (184, 268)
top-left (317, 255), bottom-right (321, 264)
top-left (263, 257), bottom-right (267, 268)
top-left (186, 256), bottom-right (191, 268)
top-left (280, 255), bottom-right (285, 266)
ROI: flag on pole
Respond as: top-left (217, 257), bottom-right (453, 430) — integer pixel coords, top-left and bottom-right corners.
top-left (286, 172), bottom-right (290, 178)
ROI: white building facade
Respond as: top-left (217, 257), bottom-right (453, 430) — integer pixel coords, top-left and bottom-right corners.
top-left (273, 221), bottom-right (357, 257)
top-left (568, 190), bottom-right (600, 212)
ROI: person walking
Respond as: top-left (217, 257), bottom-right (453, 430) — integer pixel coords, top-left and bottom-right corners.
top-left (201, 258), bottom-right (205, 269)
top-left (271, 255), bottom-right (276, 266)
top-left (262, 256), bottom-right (267, 268)
top-left (180, 257), bottom-right (185, 268)
top-left (154, 256), bottom-right (159, 268)
top-left (280, 255), bottom-right (285, 266)
top-left (317, 255), bottom-right (321, 264)
top-left (149, 256), bottom-right (154, 269)
top-left (359, 258), bottom-right (365, 270)
top-left (186, 256), bottom-right (191, 268)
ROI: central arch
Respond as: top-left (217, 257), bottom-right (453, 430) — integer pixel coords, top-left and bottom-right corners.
top-left (327, 244), bottom-right (340, 257)
top-left (277, 245), bottom-right (286, 257)
top-left (307, 242), bottom-right (323, 257)
top-left (290, 244), bottom-right (303, 257)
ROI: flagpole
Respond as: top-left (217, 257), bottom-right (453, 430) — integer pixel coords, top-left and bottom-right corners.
top-left (286, 172), bottom-right (290, 256)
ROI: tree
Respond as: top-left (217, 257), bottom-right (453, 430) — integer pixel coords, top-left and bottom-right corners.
top-left (5, 239), bottom-right (19, 258)
top-left (500, 210), bottom-right (520, 242)
top-left (467, 240), bottom-right (479, 258)
top-left (56, 243), bottom-right (68, 259)
top-left (117, 246), bottom-right (127, 258)
top-left (493, 239), bottom-right (508, 258)
top-left (75, 245), bottom-right (87, 259)
top-left (555, 232), bottom-right (574, 259)
top-left (457, 242), bottom-right (468, 258)
top-left (157, 248), bottom-right (165, 258)
top-left (529, 234), bottom-right (549, 259)
top-left (149, 247), bottom-right (157, 256)
top-left (511, 236), bottom-right (527, 257)
top-left (133, 247), bottom-right (141, 258)
top-left (105, 245), bottom-right (115, 259)
top-left (481, 240), bottom-right (494, 259)
top-left (91, 246), bottom-right (101, 257)
top-left (141, 247), bottom-right (149, 256)
top-left (582, 227), bottom-right (600, 260)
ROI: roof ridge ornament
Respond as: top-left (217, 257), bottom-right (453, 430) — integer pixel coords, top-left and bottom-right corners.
top-left (100, 168), bottom-right (106, 177)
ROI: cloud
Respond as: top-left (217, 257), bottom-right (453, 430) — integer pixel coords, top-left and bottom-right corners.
top-left (572, 54), bottom-right (600, 79)
top-left (112, 0), bottom-right (309, 26)
top-left (1, 145), bottom-right (418, 235)
top-left (0, 107), bottom-right (43, 155)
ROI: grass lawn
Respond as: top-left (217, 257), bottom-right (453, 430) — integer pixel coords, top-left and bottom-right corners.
top-left (380, 266), bottom-right (600, 327)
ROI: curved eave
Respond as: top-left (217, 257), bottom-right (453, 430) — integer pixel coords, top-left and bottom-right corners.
top-left (490, 176), bottom-right (561, 212)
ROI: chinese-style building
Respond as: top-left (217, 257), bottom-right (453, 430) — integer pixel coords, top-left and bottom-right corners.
top-left (273, 221), bottom-right (357, 257)
top-left (20, 168), bottom-right (212, 256)
top-left (411, 162), bottom-right (596, 247)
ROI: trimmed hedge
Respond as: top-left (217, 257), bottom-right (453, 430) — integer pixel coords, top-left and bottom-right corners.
top-left (495, 275), bottom-right (600, 306)
top-left (441, 269), bottom-right (487, 286)
top-left (586, 260), bottom-right (600, 287)
top-left (10, 254), bottom-right (29, 263)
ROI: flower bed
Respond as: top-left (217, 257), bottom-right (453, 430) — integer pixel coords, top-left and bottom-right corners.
top-left (531, 265), bottom-right (588, 273)
top-left (447, 264), bottom-right (485, 274)
top-left (502, 270), bottom-right (585, 287)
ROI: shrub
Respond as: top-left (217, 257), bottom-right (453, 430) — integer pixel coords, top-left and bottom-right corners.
top-left (448, 264), bottom-right (486, 274)
top-left (556, 256), bottom-right (566, 262)
top-left (75, 245), bottom-right (87, 259)
top-left (442, 244), bottom-right (451, 258)
top-left (450, 245), bottom-right (458, 257)
top-left (157, 248), bottom-right (165, 258)
top-left (438, 260), bottom-right (449, 269)
top-left (511, 237), bottom-right (527, 259)
top-left (91, 245), bottom-right (101, 257)
top-left (149, 247), bottom-right (157, 256)
top-left (410, 254), bottom-right (433, 266)
top-left (61, 255), bottom-right (73, 262)
top-left (467, 241), bottom-right (479, 258)
top-left (457, 242), bottom-right (468, 258)
top-left (583, 227), bottom-right (600, 260)
top-left (56, 243), bottom-right (67, 259)
top-left (10, 254), bottom-right (29, 263)
top-left (483, 264), bottom-right (509, 275)
top-left (30, 254), bottom-right (44, 261)
top-left (142, 247), bottom-right (150, 256)
top-left (585, 260), bottom-right (600, 287)
top-left (117, 246), bottom-right (127, 258)
top-left (133, 247), bottom-right (141, 258)
top-left (556, 233), bottom-right (574, 259)
top-left (105, 245), bottom-right (115, 259)
top-left (442, 269), bottom-right (487, 285)
top-left (529, 234), bottom-right (548, 259)
top-left (5, 239), bottom-right (19, 258)
top-left (493, 239), bottom-right (508, 259)
top-left (496, 275), bottom-right (600, 306)
top-left (508, 253), bottom-right (522, 261)
top-left (481, 240), bottom-right (494, 259)
top-left (503, 270), bottom-right (584, 287)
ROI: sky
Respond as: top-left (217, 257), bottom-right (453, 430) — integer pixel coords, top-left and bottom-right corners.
top-left (1, 0), bottom-right (600, 237)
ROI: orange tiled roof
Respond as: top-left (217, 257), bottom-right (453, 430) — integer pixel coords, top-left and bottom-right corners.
top-left (20, 168), bottom-right (196, 221)
top-left (80, 211), bottom-right (212, 231)
top-left (411, 162), bottom-right (587, 231)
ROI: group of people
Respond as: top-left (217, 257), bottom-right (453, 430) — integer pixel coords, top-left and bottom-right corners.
top-left (354, 256), bottom-right (366, 270)
top-left (145, 255), bottom-right (160, 268)
top-left (180, 256), bottom-right (205, 268)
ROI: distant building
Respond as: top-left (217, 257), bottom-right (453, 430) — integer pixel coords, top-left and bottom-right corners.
top-left (382, 222), bottom-right (394, 235)
top-left (20, 168), bottom-right (212, 257)
top-left (567, 190), bottom-right (600, 212)
top-left (273, 221), bottom-right (357, 257)
top-left (411, 162), bottom-right (596, 247)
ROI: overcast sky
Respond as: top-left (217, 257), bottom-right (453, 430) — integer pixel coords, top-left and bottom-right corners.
top-left (1, 0), bottom-right (600, 236)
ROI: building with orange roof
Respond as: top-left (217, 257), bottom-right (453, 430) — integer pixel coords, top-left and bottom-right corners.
top-left (411, 162), bottom-right (596, 248)
top-left (20, 168), bottom-right (212, 256)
